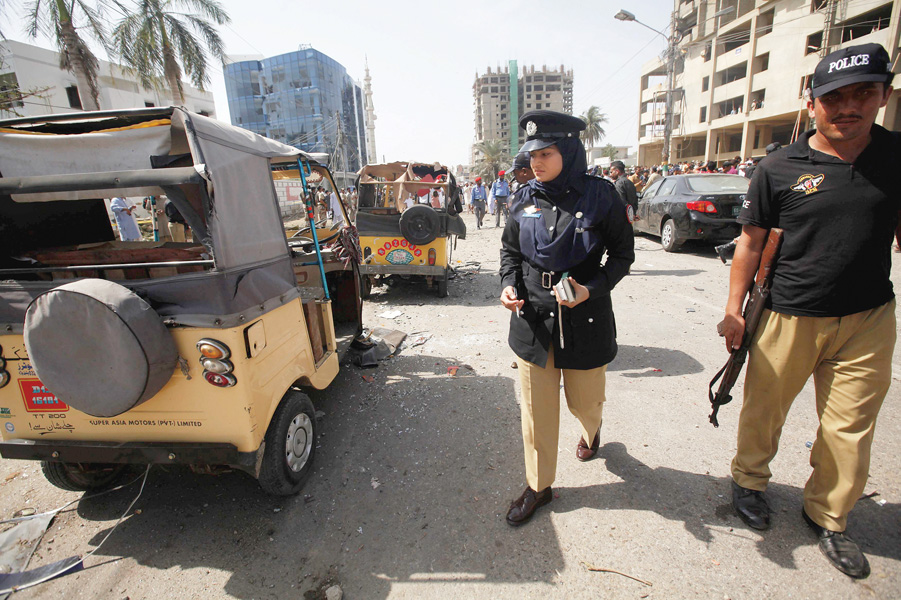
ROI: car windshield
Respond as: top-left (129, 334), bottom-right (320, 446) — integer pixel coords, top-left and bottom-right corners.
top-left (685, 175), bottom-right (750, 193)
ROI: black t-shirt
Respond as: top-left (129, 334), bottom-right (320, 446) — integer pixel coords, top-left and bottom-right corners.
top-left (738, 126), bottom-right (900, 317)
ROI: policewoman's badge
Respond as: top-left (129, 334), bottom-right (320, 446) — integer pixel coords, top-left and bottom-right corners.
top-left (526, 121), bottom-right (537, 136)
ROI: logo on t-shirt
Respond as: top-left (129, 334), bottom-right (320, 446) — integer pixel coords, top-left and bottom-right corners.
top-left (790, 174), bottom-right (825, 195)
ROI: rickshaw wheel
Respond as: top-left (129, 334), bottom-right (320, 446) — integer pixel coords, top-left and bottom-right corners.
top-left (41, 461), bottom-right (127, 492)
top-left (259, 390), bottom-right (317, 496)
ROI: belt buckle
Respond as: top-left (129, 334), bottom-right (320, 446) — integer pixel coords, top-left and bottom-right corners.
top-left (541, 272), bottom-right (553, 289)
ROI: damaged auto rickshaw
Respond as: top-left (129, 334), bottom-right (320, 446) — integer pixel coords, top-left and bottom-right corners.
top-left (0, 107), bottom-right (363, 496)
top-left (355, 162), bottom-right (466, 297)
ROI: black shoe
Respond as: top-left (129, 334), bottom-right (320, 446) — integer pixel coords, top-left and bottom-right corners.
top-left (732, 480), bottom-right (770, 530)
top-left (506, 486), bottom-right (552, 526)
top-left (802, 509), bottom-right (870, 579)
top-left (715, 244), bottom-right (729, 264)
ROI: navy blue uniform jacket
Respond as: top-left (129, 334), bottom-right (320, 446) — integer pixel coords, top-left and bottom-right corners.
top-left (499, 174), bottom-right (635, 369)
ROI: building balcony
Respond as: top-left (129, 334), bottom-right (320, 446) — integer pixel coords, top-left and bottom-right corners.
top-left (641, 85), bottom-right (667, 104)
top-left (712, 78), bottom-right (747, 104)
top-left (715, 44), bottom-right (751, 70)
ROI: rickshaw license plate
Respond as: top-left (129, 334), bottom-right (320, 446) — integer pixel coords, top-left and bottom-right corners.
top-left (18, 379), bottom-right (69, 412)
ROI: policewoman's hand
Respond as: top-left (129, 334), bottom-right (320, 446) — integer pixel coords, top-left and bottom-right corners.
top-left (555, 277), bottom-right (589, 308)
top-left (500, 286), bottom-right (524, 313)
top-left (718, 311), bottom-right (745, 352)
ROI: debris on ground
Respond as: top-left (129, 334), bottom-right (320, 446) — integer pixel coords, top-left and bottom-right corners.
top-left (325, 584), bottom-right (343, 600)
top-left (408, 333), bottom-right (431, 347)
top-left (447, 366), bottom-right (460, 376)
top-left (350, 328), bottom-right (408, 368)
top-left (378, 310), bottom-right (403, 319)
top-left (511, 362), bottom-right (518, 369)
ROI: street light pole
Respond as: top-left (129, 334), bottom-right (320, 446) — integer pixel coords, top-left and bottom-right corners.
top-left (615, 9), bottom-right (678, 168)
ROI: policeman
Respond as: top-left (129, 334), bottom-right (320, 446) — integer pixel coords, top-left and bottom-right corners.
top-left (508, 151), bottom-right (535, 190)
top-left (499, 110), bottom-right (635, 526)
top-left (471, 176), bottom-right (488, 229)
top-left (721, 43), bottom-right (897, 579)
top-left (491, 170), bottom-right (511, 227)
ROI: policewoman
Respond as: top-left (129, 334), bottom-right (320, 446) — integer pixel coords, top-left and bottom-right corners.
top-left (499, 110), bottom-right (635, 526)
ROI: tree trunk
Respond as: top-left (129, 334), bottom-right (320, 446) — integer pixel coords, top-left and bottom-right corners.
top-left (58, 18), bottom-right (100, 110)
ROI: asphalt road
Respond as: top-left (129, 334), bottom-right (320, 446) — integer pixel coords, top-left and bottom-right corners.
top-left (2, 210), bottom-right (899, 599)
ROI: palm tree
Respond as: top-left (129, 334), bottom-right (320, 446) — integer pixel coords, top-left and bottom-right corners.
top-left (580, 106), bottom-right (608, 151)
top-left (113, 0), bottom-right (229, 106)
top-left (25, 0), bottom-right (111, 110)
top-left (472, 139), bottom-right (512, 182)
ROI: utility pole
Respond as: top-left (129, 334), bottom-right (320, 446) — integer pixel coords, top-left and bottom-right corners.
top-left (662, 10), bottom-right (678, 169)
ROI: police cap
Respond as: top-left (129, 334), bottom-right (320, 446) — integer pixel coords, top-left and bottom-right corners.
top-left (518, 110), bottom-right (586, 153)
top-left (811, 43), bottom-right (893, 99)
top-left (510, 151), bottom-right (531, 171)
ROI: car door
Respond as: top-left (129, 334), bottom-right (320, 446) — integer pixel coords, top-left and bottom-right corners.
top-left (635, 179), bottom-right (663, 234)
top-left (649, 178), bottom-right (678, 233)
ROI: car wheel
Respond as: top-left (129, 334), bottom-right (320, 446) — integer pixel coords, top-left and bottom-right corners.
top-left (41, 461), bottom-right (127, 492)
top-left (258, 390), bottom-right (317, 496)
top-left (660, 219), bottom-right (683, 252)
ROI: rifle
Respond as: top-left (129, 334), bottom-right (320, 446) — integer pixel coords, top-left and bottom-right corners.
top-left (708, 228), bottom-right (784, 427)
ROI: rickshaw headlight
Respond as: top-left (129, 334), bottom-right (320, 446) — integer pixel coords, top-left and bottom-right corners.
top-left (196, 339), bottom-right (230, 360)
top-left (200, 358), bottom-right (234, 374)
top-left (0, 369), bottom-right (9, 389)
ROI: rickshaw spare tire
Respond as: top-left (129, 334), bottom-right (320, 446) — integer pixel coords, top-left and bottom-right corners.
top-left (24, 279), bottom-right (178, 418)
top-left (399, 204), bottom-right (440, 246)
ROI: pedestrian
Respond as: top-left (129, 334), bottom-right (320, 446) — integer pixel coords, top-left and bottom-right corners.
top-left (499, 110), bottom-right (635, 527)
top-left (110, 196), bottom-right (142, 241)
top-left (492, 170), bottom-right (511, 227)
top-left (471, 176), bottom-right (487, 229)
top-left (164, 198), bottom-right (189, 242)
top-left (608, 160), bottom-right (638, 222)
top-left (645, 166), bottom-right (662, 187)
top-left (719, 43), bottom-right (897, 579)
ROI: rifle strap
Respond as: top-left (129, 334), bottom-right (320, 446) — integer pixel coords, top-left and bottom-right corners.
top-left (707, 362), bottom-right (730, 428)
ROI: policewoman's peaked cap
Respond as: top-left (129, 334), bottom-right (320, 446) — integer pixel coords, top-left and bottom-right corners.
top-left (518, 110), bottom-right (586, 153)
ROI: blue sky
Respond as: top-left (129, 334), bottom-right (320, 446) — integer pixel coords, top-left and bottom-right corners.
top-left (2, 0), bottom-right (674, 165)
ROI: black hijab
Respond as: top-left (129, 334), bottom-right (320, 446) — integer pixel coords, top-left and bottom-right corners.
top-left (528, 136), bottom-right (587, 202)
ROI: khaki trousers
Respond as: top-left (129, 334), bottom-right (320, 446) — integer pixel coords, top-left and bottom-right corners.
top-left (517, 346), bottom-right (607, 491)
top-left (167, 222), bottom-right (186, 243)
top-left (731, 300), bottom-right (896, 531)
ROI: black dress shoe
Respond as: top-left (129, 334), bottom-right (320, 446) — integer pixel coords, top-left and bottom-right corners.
top-left (732, 480), bottom-right (770, 530)
top-left (576, 429), bottom-right (600, 462)
top-left (506, 486), bottom-right (552, 526)
top-left (803, 509), bottom-right (870, 579)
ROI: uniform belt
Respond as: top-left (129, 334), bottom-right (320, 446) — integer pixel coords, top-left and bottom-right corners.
top-left (526, 266), bottom-right (562, 289)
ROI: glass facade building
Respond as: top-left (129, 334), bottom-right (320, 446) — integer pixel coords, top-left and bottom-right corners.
top-left (225, 47), bottom-right (367, 171)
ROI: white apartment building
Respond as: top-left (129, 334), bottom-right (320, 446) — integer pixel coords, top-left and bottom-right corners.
top-left (637, 0), bottom-right (900, 165)
top-left (0, 39), bottom-right (216, 120)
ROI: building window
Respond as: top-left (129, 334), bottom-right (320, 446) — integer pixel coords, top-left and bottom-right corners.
top-left (700, 106), bottom-right (707, 122)
top-left (755, 52), bottom-right (769, 73)
top-left (811, 0), bottom-right (828, 11)
top-left (806, 31), bottom-right (823, 55)
top-left (702, 77), bottom-right (709, 92)
top-left (65, 85), bottom-right (82, 109)
top-left (526, 85), bottom-right (532, 92)
top-left (144, 101), bottom-right (155, 107)
top-left (526, 103), bottom-right (532, 108)
top-left (757, 9), bottom-right (774, 36)
top-left (491, 86), bottom-right (498, 93)
top-left (835, 4), bottom-right (893, 43)
top-left (799, 74), bottom-right (813, 98)
top-left (534, 85), bottom-right (543, 91)
top-left (536, 94), bottom-right (542, 100)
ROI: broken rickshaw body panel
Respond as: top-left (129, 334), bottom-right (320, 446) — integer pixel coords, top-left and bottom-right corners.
top-left (0, 107), bottom-right (361, 495)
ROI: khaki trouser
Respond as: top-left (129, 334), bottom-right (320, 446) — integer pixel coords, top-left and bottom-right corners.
top-left (517, 346), bottom-right (607, 491)
top-left (731, 300), bottom-right (896, 531)
top-left (168, 222), bottom-right (186, 243)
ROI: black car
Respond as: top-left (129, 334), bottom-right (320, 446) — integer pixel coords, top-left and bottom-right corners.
top-left (633, 174), bottom-right (750, 252)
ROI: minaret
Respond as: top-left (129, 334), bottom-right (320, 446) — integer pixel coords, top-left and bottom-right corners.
top-left (363, 58), bottom-right (377, 163)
